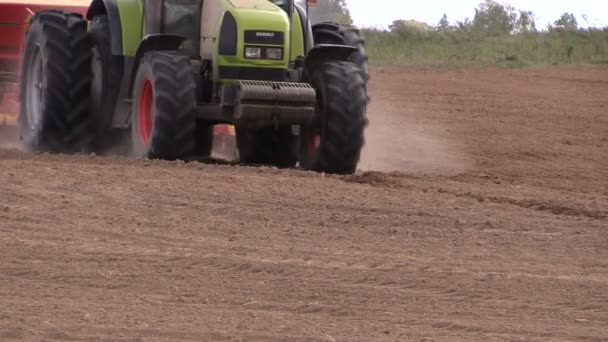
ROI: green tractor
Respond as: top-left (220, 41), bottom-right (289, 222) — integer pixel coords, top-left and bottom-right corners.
top-left (19, 0), bottom-right (369, 174)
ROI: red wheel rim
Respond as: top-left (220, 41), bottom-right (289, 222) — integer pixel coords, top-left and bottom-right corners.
top-left (138, 79), bottom-right (153, 145)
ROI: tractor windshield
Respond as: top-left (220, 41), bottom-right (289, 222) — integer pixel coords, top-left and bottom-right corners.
top-left (269, 0), bottom-right (292, 13)
top-left (161, 0), bottom-right (202, 55)
top-left (163, 0), bottom-right (201, 37)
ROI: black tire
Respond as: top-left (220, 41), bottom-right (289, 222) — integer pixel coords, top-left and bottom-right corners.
top-left (88, 14), bottom-right (123, 151)
top-left (19, 10), bottom-right (93, 153)
top-left (130, 52), bottom-right (195, 161)
top-left (194, 124), bottom-right (214, 158)
top-left (236, 125), bottom-right (299, 168)
top-left (311, 23), bottom-right (370, 101)
top-left (300, 61), bottom-right (368, 175)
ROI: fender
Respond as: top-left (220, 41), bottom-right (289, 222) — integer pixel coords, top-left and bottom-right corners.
top-left (295, 4), bottom-right (314, 53)
top-left (87, 0), bottom-right (143, 57)
top-left (109, 34), bottom-right (186, 128)
top-left (303, 44), bottom-right (357, 76)
top-left (127, 34), bottom-right (187, 96)
top-left (107, 34), bottom-right (186, 128)
top-left (86, 0), bottom-right (122, 56)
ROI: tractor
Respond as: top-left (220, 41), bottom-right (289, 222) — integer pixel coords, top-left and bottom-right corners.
top-left (19, 0), bottom-right (369, 174)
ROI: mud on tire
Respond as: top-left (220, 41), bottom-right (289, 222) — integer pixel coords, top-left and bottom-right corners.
top-left (19, 10), bottom-right (93, 153)
top-left (300, 61), bottom-right (368, 175)
top-left (130, 52), bottom-right (196, 160)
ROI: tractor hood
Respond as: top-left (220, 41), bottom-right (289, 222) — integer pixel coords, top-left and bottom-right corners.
top-left (201, 0), bottom-right (292, 80)
top-left (227, 0), bottom-right (283, 11)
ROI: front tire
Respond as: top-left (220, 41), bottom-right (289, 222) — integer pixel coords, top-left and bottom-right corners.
top-left (19, 10), bottom-right (93, 153)
top-left (130, 52), bottom-right (196, 160)
top-left (300, 61), bottom-right (368, 175)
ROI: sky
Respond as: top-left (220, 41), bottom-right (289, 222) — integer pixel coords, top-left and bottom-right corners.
top-left (346, 0), bottom-right (608, 30)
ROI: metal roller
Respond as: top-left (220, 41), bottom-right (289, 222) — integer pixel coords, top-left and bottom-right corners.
top-left (233, 80), bottom-right (317, 125)
top-left (236, 80), bottom-right (316, 104)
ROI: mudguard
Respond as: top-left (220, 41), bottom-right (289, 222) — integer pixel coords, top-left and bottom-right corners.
top-left (127, 34), bottom-right (187, 95)
top-left (86, 0), bottom-right (143, 56)
top-left (303, 44), bottom-right (358, 74)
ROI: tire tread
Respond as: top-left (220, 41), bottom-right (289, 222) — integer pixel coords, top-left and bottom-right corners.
top-left (308, 61), bottom-right (368, 174)
top-left (19, 10), bottom-right (92, 153)
top-left (142, 52), bottom-right (196, 160)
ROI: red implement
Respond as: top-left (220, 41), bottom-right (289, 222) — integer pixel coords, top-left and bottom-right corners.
top-left (0, 1), bottom-right (88, 125)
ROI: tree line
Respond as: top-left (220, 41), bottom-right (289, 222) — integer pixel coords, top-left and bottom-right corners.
top-left (304, 0), bottom-right (606, 34)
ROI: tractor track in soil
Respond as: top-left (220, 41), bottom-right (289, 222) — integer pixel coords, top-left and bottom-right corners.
top-left (0, 64), bottom-right (607, 341)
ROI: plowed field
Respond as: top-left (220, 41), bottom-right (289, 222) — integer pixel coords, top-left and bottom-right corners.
top-left (1, 64), bottom-right (607, 341)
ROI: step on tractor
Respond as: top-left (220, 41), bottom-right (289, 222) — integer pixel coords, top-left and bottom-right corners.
top-left (19, 0), bottom-right (370, 174)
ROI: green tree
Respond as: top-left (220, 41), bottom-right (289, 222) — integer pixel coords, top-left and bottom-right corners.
top-left (455, 18), bottom-right (473, 33)
top-left (306, 0), bottom-right (353, 25)
top-left (515, 10), bottom-right (537, 33)
top-left (472, 0), bottom-right (517, 36)
top-left (437, 13), bottom-right (451, 31)
top-left (551, 13), bottom-right (578, 32)
top-left (390, 19), bottom-right (432, 32)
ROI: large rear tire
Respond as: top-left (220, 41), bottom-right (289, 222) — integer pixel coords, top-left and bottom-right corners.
top-left (130, 52), bottom-right (196, 161)
top-left (19, 10), bottom-right (93, 153)
top-left (300, 61), bottom-right (368, 175)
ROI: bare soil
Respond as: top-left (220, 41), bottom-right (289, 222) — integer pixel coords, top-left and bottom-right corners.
top-left (0, 126), bottom-right (19, 149)
top-left (1, 64), bottom-right (607, 341)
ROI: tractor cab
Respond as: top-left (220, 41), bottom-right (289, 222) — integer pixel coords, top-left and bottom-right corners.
top-left (269, 0), bottom-right (293, 14)
top-left (141, 0), bottom-right (202, 56)
top-left (139, 0), bottom-right (308, 67)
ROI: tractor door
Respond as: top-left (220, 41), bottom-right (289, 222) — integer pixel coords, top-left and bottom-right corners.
top-left (143, 0), bottom-right (203, 57)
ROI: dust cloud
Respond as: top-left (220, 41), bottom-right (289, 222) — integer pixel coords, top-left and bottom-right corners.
top-left (0, 126), bottom-right (21, 150)
top-left (359, 107), bottom-right (471, 175)
top-left (0, 101), bottom-right (472, 176)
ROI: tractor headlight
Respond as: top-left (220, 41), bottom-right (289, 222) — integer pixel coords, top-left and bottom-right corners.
top-left (265, 48), bottom-right (283, 60)
top-left (245, 47), bottom-right (262, 59)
